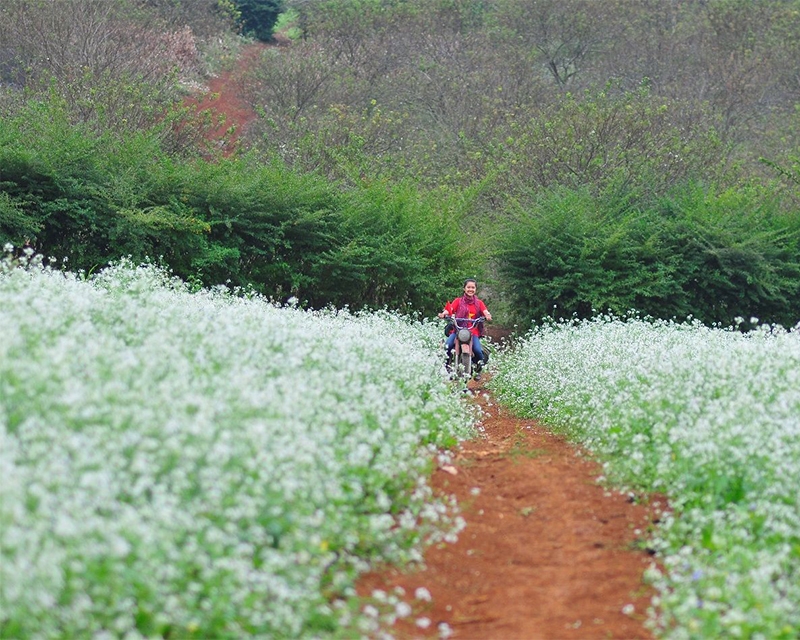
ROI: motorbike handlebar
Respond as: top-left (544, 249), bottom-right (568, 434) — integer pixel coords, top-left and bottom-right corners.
top-left (451, 317), bottom-right (485, 329)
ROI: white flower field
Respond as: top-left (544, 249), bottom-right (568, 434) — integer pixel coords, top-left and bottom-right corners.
top-left (0, 255), bottom-right (475, 638)
top-left (6, 250), bottom-right (800, 639)
top-left (490, 316), bottom-right (800, 638)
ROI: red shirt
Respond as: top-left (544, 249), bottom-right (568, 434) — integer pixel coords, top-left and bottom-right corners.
top-left (445, 296), bottom-right (487, 337)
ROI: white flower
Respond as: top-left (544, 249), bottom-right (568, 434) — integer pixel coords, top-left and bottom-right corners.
top-left (0, 261), bottom-right (476, 637)
top-left (363, 605), bottom-right (380, 618)
top-left (414, 587), bottom-right (432, 602)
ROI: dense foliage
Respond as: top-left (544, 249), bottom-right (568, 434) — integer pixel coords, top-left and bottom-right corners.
top-left (0, 98), bottom-right (468, 313)
top-left (495, 183), bottom-right (800, 329)
top-left (2, 0), bottom-right (800, 322)
top-left (235, 0), bottom-right (285, 41)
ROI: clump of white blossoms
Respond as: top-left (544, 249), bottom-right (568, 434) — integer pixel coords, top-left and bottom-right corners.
top-left (0, 256), bottom-right (475, 638)
top-left (490, 314), bottom-right (800, 638)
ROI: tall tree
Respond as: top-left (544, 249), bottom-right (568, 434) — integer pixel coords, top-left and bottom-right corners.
top-left (235, 0), bottom-right (284, 41)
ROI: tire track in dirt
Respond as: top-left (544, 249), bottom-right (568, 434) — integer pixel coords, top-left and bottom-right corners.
top-left (357, 378), bottom-right (663, 639)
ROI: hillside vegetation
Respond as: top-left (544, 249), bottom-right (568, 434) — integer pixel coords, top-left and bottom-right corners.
top-left (2, 0), bottom-right (800, 325)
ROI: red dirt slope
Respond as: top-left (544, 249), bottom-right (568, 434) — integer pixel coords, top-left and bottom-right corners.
top-left (184, 43), bottom-right (266, 156)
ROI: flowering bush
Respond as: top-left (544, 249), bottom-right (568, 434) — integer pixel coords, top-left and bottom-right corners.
top-left (490, 315), bottom-right (800, 637)
top-left (0, 253), bottom-right (474, 637)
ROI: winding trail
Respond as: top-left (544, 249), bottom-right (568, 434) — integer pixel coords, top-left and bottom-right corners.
top-left (358, 378), bottom-right (661, 639)
top-left (191, 49), bottom-right (662, 640)
top-left (183, 42), bottom-right (267, 156)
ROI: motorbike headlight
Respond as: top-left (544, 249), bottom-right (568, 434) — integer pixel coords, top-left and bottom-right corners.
top-left (457, 328), bottom-right (472, 343)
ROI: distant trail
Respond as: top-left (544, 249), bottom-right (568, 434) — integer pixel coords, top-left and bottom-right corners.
top-left (358, 376), bottom-right (660, 639)
top-left (184, 42), bottom-right (266, 156)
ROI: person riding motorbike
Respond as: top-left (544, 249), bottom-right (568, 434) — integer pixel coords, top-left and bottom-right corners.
top-left (437, 278), bottom-right (492, 375)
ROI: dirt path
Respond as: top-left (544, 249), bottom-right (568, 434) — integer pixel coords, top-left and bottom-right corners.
top-left (192, 48), bottom-right (662, 639)
top-left (357, 379), bottom-right (661, 639)
top-left (184, 42), bottom-right (268, 156)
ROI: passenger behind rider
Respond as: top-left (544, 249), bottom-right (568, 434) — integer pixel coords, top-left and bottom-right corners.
top-left (437, 278), bottom-right (492, 371)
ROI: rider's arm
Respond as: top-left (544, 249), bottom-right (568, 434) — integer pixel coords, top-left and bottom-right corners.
top-left (438, 299), bottom-right (455, 319)
top-left (481, 301), bottom-right (492, 322)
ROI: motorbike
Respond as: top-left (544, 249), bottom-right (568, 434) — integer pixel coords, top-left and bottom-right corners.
top-left (445, 316), bottom-right (486, 380)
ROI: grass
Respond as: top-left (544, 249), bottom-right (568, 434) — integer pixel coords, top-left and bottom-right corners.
top-left (505, 425), bottom-right (547, 461)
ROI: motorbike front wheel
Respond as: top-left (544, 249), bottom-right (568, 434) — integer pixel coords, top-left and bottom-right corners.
top-left (459, 350), bottom-right (473, 377)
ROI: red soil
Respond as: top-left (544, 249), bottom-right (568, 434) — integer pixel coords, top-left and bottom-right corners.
top-left (357, 379), bottom-right (661, 639)
top-left (184, 42), bottom-right (268, 156)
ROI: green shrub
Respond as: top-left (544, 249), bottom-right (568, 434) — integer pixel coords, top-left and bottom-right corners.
top-left (187, 156), bottom-right (342, 299)
top-left (0, 95), bottom-right (472, 314)
top-left (316, 181), bottom-right (469, 313)
top-left (190, 159), bottom-right (470, 313)
top-left (0, 193), bottom-right (41, 245)
top-left (0, 98), bottom-right (210, 270)
top-left (496, 182), bottom-right (800, 328)
top-left (235, 0), bottom-right (284, 41)
top-left (656, 183), bottom-right (800, 328)
top-left (495, 186), bottom-right (677, 323)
